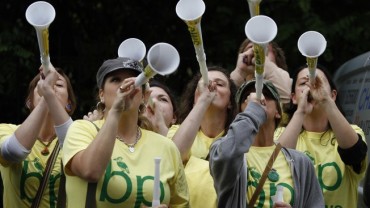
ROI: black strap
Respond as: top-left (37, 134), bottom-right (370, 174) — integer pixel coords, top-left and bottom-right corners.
top-left (31, 140), bottom-right (61, 208)
top-left (56, 163), bottom-right (66, 208)
top-left (89, 121), bottom-right (100, 132)
top-left (85, 182), bottom-right (97, 208)
top-left (84, 120), bottom-right (100, 208)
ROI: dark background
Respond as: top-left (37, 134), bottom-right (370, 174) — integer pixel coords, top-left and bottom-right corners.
top-left (1, 0), bottom-right (369, 124)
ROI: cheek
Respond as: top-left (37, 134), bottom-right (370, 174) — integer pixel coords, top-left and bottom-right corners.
top-left (218, 87), bottom-right (231, 99)
top-left (294, 86), bottom-right (306, 98)
top-left (56, 88), bottom-right (69, 103)
top-left (160, 102), bottom-right (174, 119)
top-left (158, 102), bottom-right (173, 115)
top-left (291, 91), bottom-right (300, 104)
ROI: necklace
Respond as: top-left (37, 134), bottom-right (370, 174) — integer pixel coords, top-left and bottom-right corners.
top-left (116, 127), bottom-right (141, 153)
top-left (38, 138), bottom-right (55, 156)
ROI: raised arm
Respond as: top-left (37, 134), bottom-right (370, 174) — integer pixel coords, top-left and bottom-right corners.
top-left (1, 97), bottom-right (48, 162)
top-left (66, 78), bottom-right (137, 182)
top-left (310, 76), bottom-right (358, 149)
top-left (230, 49), bottom-right (255, 87)
top-left (209, 101), bottom-right (266, 206)
top-left (230, 49), bottom-right (291, 104)
top-left (0, 68), bottom-right (67, 162)
top-left (263, 59), bottom-right (292, 104)
top-left (171, 81), bottom-right (216, 162)
top-left (37, 66), bottom-right (73, 145)
top-left (277, 87), bottom-right (311, 148)
top-left (12, 98), bottom-right (48, 150)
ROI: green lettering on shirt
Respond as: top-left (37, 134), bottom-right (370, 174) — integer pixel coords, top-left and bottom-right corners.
top-left (20, 160), bottom-right (43, 202)
top-left (20, 159), bottom-right (60, 207)
top-left (49, 173), bottom-right (61, 208)
top-left (318, 162), bottom-right (342, 191)
top-left (247, 181), bottom-right (294, 208)
top-left (100, 161), bottom-right (132, 203)
top-left (134, 175), bottom-right (165, 208)
top-left (100, 160), bottom-right (165, 206)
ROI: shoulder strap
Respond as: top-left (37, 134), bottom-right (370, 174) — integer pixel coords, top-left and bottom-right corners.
top-left (248, 143), bottom-right (282, 207)
top-left (56, 162), bottom-right (66, 208)
top-left (89, 120), bottom-right (100, 132)
top-left (85, 182), bottom-right (98, 208)
top-left (31, 140), bottom-right (61, 208)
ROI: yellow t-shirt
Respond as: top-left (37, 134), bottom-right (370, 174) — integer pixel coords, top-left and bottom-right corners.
top-left (0, 123), bottom-right (62, 208)
top-left (247, 146), bottom-right (294, 207)
top-left (185, 156), bottom-right (217, 208)
top-left (63, 119), bottom-right (189, 208)
top-left (274, 125), bottom-right (367, 208)
top-left (168, 125), bottom-right (224, 160)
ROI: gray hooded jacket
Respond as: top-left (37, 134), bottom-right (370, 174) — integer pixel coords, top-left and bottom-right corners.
top-left (209, 102), bottom-right (324, 208)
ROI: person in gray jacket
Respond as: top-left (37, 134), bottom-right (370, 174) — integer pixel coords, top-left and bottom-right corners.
top-left (209, 79), bottom-right (324, 208)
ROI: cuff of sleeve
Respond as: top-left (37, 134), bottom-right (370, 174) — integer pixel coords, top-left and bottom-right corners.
top-left (55, 117), bottom-right (73, 147)
top-left (1, 134), bottom-right (30, 163)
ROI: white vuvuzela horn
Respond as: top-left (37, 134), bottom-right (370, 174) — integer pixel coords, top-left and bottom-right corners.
top-left (118, 38), bottom-right (146, 61)
top-left (298, 31), bottom-right (327, 85)
top-left (245, 15), bottom-right (277, 100)
top-left (26, 1), bottom-right (55, 75)
top-left (152, 157), bottom-right (161, 207)
top-left (134, 43), bottom-right (180, 87)
top-left (176, 0), bottom-right (208, 84)
top-left (247, 0), bottom-right (262, 18)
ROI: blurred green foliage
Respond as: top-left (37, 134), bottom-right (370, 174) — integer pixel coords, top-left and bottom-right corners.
top-left (1, 0), bottom-right (369, 123)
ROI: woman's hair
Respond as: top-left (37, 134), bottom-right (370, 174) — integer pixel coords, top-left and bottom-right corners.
top-left (25, 68), bottom-right (77, 115)
top-left (238, 39), bottom-right (288, 71)
top-left (177, 66), bottom-right (237, 135)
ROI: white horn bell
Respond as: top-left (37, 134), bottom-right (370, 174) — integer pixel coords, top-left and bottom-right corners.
top-left (135, 43), bottom-right (180, 86)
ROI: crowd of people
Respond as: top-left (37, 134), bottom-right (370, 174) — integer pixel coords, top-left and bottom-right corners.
top-left (0, 8), bottom-right (369, 208)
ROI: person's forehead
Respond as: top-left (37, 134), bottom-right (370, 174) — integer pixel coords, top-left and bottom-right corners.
top-left (298, 67), bottom-right (326, 78)
top-left (106, 69), bottom-right (137, 77)
top-left (208, 71), bottom-right (228, 82)
top-left (150, 86), bottom-right (169, 97)
top-left (57, 75), bottom-right (67, 82)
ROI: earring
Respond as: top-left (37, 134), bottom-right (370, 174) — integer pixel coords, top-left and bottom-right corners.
top-left (65, 103), bottom-right (72, 112)
top-left (26, 100), bottom-right (32, 109)
top-left (96, 101), bottom-right (105, 112)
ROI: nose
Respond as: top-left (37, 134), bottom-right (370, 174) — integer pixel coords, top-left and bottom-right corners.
top-left (148, 97), bottom-right (155, 109)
